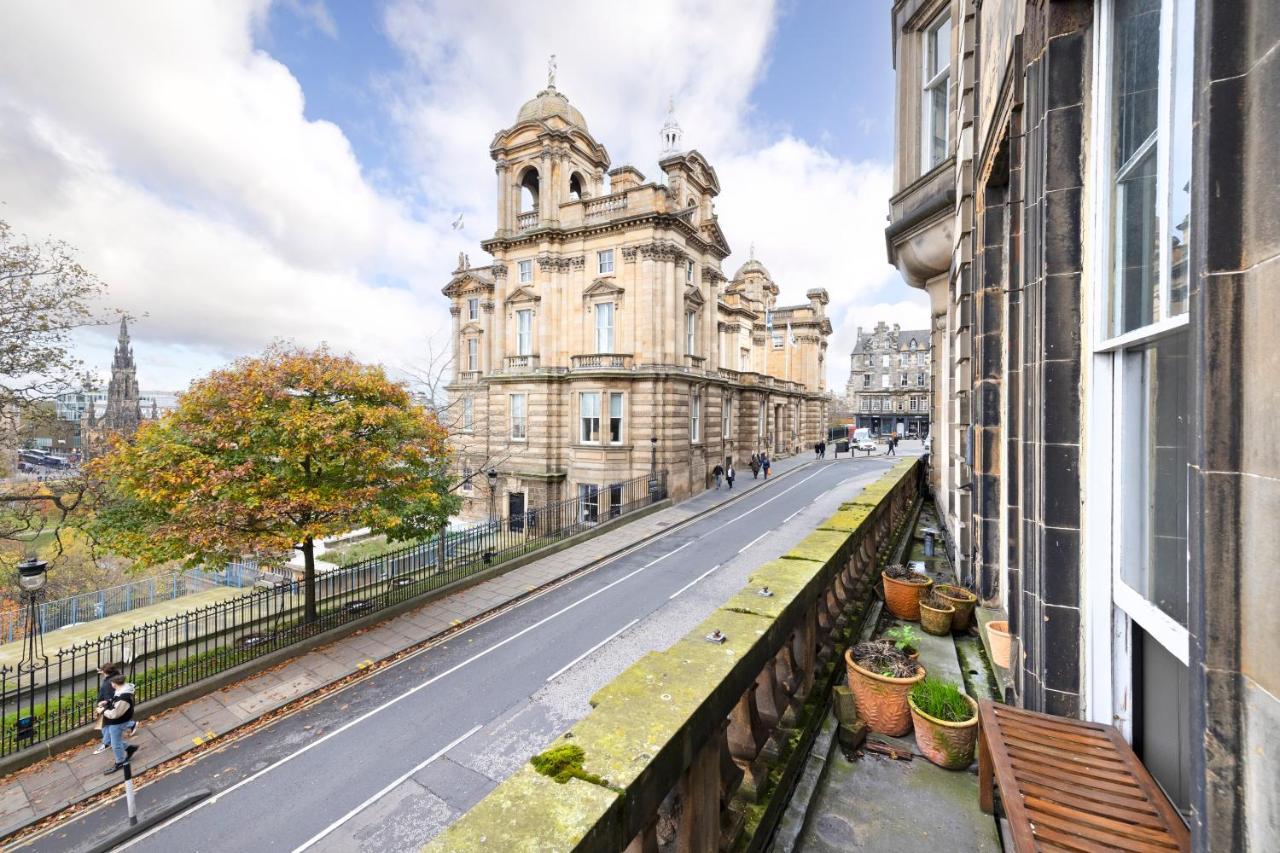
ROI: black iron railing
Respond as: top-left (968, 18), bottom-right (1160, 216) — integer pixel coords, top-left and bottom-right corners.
top-left (0, 471), bottom-right (667, 757)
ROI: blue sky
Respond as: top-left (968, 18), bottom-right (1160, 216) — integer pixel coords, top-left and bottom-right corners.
top-left (0, 1), bottom-right (925, 391)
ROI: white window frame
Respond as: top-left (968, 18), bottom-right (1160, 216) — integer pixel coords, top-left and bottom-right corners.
top-left (518, 259), bottom-right (533, 283)
top-left (1083, 0), bottom-right (1194, 727)
top-left (580, 391), bottom-right (601, 443)
top-left (509, 393), bottom-right (527, 440)
top-left (686, 311), bottom-right (696, 355)
top-left (722, 392), bottom-right (732, 437)
top-left (608, 391), bottom-right (624, 444)
top-left (597, 249), bottom-right (615, 275)
top-left (881, 374), bottom-right (890, 389)
top-left (595, 303), bottom-right (615, 353)
top-left (466, 338), bottom-right (478, 372)
top-left (467, 297), bottom-right (479, 321)
top-left (686, 259), bottom-right (695, 284)
top-left (921, 12), bottom-right (951, 172)
top-left (515, 309), bottom-right (533, 356)
top-left (690, 390), bottom-right (701, 442)
top-left (862, 373), bottom-right (871, 389)
top-left (462, 397), bottom-right (473, 431)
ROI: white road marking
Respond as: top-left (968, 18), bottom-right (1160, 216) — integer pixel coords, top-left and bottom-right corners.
top-left (668, 564), bottom-right (722, 600)
top-left (546, 619), bottom-right (639, 682)
top-left (737, 532), bottom-right (769, 554)
top-left (290, 723), bottom-right (483, 853)
top-left (112, 460), bottom-right (856, 849)
top-left (783, 509), bottom-right (804, 524)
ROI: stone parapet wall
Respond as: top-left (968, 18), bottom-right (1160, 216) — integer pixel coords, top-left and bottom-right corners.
top-left (425, 458), bottom-right (921, 852)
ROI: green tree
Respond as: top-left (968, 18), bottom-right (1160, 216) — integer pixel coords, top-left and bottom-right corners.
top-left (88, 345), bottom-right (456, 622)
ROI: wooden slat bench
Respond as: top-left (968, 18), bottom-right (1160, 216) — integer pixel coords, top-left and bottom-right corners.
top-left (977, 700), bottom-right (1190, 852)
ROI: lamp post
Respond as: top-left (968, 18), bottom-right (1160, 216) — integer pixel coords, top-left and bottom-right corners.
top-left (486, 468), bottom-right (499, 523)
top-left (16, 556), bottom-right (48, 744)
top-left (648, 436), bottom-right (658, 502)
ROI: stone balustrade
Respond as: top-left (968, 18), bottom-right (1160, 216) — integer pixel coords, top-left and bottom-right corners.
top-left (426, 458), bottom-right (922, 853)
top-left (584, 193), bottom-right (629, 221)
top-left (456, 370), bottom-right (483, 384)
top-left (571, 353), bottom-right (635, 370)
top-left (517, 211), bottom-right (539, 232)
top-left (504, 354), bottom-right (541, 372)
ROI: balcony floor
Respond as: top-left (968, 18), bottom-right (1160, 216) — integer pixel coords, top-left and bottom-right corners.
top-left (785, 502), bottom-right (1002, 852)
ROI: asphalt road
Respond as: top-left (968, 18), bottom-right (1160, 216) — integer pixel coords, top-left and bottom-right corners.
top-left (19, 451), bottom-right (911, 853)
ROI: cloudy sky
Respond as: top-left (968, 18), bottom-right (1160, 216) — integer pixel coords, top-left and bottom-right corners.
top-left (0, 0), bottom-right (926, 393)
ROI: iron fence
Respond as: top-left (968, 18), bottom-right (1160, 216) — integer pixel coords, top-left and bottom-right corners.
top-left (0, 471), bottom-right (666, 756)
top-left (0, 561), bottom-right (276, 643)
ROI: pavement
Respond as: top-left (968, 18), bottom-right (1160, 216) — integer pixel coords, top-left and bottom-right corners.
top-left (3, 444), bottom-right (920, 850)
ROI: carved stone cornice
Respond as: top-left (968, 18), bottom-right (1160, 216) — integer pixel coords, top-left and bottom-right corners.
top-left (569, 255), bottom-right (586, 271)
top-left (637, 240), bottom-right (687, 262)
top-left (537, 254), bottom-right (574, 272)
top-left (622, 246), bottom-right (638, 262)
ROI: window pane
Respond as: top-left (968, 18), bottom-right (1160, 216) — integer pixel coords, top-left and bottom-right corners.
top-left (1120, 332), bottom-right (1189, 626)
top-left (596, 303), bottom-right (614, 352)
top-left (1113, 0), bottom-right (1161, 167)
top-left (609, 392), bottom-right (622, 442)
top-left (1167, 0), bottom-right (1193, 317)
top-left (928, 83), bottom-right (948, 166)
top-left (1113, 148), bottom-right (1159, 334)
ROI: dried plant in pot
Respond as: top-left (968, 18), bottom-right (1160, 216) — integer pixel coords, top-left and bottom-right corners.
top-left (844, 640), bottom-right (926, 736)
top-left (882, 624), bottom-right (920, 660)
top-left (908, 678), bottom-right (979, 770)
top-left (918, 592), bottom-right (956, 636)
top-left (934, 582), bottom-right (978, 631)
top-left (881, 564), bottom-right (933, 621)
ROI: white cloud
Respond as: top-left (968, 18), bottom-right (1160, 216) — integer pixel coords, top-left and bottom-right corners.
top-left (0, 0), bottom-right (923, 394)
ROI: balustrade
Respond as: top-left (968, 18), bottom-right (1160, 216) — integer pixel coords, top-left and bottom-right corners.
top-left (503, 354), bottom-right (540, 372)
top-left (517, 211), bottom-right (538, 231)
top-left (584, 193), bottom-right (628, 221)
top-left (427, 459), bottom-right (922, 853)
top-left (570, 353), bottom-right (634, 370)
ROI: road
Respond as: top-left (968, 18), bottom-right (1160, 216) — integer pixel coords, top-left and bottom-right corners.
top-left (18, 452), bottom-right (912, 853)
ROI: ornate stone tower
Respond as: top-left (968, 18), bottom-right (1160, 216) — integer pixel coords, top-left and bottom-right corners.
top-left (102, 317), bottom-right (143, 433)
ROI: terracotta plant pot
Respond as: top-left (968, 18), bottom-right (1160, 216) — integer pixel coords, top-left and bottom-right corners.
top-left (919, 598), bottom-right (956, 636)
top-left (987, 620), bottom-right (1013, 669)
top-left (844, 648), bottom-right (926, 736)
top-left (881, 571), bottom-right (933, 621)
top-left (935, 584), bottom-right (977, 631)
top-left (909, 692), bottom-right (979, 770)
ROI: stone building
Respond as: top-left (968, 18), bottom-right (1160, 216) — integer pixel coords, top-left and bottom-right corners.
top-left (81, 318), bottom-right (156, 458)
top-left (885, 0), bottom-right (1278, 845)
top-left (843, 321), bottom-right (931, 436)
top-left (445, 80), bottom-right (830, 519)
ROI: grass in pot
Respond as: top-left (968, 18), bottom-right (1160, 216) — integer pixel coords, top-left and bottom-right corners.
top-left (908, 678), bottom-right (979, 769)
top-left (881, 563), bottom-right (933, 621)
top-left (935, 582), bottom-right (978, 631)
top-left (844, 639), bottom-right (925, 736)
top-left (918, 592), bottom-right (956, 636)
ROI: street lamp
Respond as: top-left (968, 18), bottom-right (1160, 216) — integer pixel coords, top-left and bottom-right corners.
top-left (486, 468), bottom-right (499, 523)
top-left (15, 556), bottom-right (48, 743)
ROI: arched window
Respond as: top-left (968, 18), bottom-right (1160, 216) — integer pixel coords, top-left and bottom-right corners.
top-left (569, 172), bottom-right (585, 201)
top-left (519, 168), bottom-right (540, 213)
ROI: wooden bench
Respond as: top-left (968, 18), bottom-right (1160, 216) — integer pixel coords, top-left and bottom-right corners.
top-left (977, 699), bottom-right (1189, 852)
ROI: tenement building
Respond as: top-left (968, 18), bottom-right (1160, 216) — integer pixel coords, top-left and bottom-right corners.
top-left (445, 79), bottom-right (830, 520)
top-left (886, 0), bottom-right (1278, 846)
top-left (844, 321), bottom-right (931, 436)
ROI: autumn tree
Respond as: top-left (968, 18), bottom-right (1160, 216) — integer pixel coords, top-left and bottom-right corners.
top-left (88, 345), bottom-right (456, 622)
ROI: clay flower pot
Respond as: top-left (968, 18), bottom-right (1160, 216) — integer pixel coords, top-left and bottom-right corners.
top-left (987, 620), bottom-right (1013, 669)
top-left (919, 597), bottom-right (956, 636)
top-left (844, 648), bottom-right (926, 736)
top-left (909, 692), bottom-right (979, 770)
top-left (881, 571), bottom-right (933, 621)
top-left (935, 584), bottom-right (977, 631)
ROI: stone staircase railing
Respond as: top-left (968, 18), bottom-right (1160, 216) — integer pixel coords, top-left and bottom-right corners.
top-left (426, 457), bottom-right (922, 852)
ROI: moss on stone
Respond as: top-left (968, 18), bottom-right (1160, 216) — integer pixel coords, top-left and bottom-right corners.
top-left (531, 743), bottom-right (616, 789)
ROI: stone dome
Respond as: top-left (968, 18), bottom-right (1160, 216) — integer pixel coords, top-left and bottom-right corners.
top-left (734, 258), bottom-right (771, 280)
top-left (515, 86), bottom-right (588, 130)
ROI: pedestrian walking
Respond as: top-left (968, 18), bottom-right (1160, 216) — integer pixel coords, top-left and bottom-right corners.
top-left (887, 435), bottom-right (897, 456)
top-left (99, 674), bottom-right (139, 774)
top-left (750, 453), bottom-right (760, 479)
top-left (814, 441), bottom-right (822, 459)
top-left (820, 440), bottom-right (827, 459)
top-left (91, 660), bottom-right (136, 747)
top-left (762, 453), bottom-right (771, 478)
top-left (712, 463), bottom-right (725, 490)
top-left (726, 463), bottom-right (736, 489)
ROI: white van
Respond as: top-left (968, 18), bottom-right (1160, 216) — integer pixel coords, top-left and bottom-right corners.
top-left (853, 428), bottom-right (876, 453)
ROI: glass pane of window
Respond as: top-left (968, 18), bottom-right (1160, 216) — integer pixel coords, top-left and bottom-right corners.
top-left (516, 310), bottom-right (532, 356)
top-left (467, 298), bottom-right (478, 320)
top-left (928, 82), bottom-right (948, 166)
top-left (463, 397), bottom-right (473, 430)
top-left (928, 17), bottom-right (950, 77)
top-left (1109, 0), bottom-right (1161, 336)
top-left (1167, 0), bottom-right (1193, 317)
top-left (609, 392), bottom-right (623, 443)
top-left (510, 394), bottom-right (526, 439)
top-left (595, 303), bottom-right (614, 353)
top-left (518, 260), bottom-right (532, 283)
top-left (467, 339), bottom-right (477, 371)
top-left (581, 392), bottom-right (600, 442)
top-left (1120, 331), bottom-right (1189, 626)
top-left (598, 249), bottom-right (614, 274)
